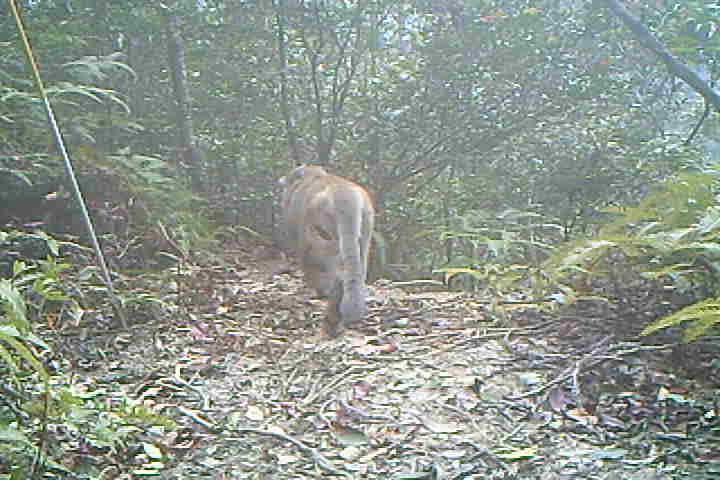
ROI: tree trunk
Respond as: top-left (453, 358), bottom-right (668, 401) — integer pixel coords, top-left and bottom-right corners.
top-left (275, 0), bottom-right (302, 166)
top-left (165, 11), bottom-right (204, 191)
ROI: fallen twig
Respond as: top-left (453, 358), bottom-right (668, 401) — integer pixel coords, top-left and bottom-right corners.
top-left (230, 427), bottom-right (349, 476)
top-left (507, 341), bottom-right (673, 401)
top-left (175, 406), bottom-right (349, 476)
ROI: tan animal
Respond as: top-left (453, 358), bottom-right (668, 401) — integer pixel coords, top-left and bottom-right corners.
top-left (279, 165), bottom-right (374, 336)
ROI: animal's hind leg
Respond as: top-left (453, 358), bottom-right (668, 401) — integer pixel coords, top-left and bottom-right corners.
top-left (301, 228), bottom-right (339, 297)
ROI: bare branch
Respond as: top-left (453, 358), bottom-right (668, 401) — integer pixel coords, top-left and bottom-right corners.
top-left (599, 0), bottom-right (720, 111)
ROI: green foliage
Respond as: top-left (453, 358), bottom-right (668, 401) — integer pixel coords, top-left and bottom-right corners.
top-left (1, 375), bottom-right (177, 478)
top-left (435, 208), bottom-right (562, 294)
top-left (545, 170), bottom-right (720, 341)
top-left (0, 259), bottom-right (52, 475)
top-left (641, 297), bottom-right (720, 342)
top-left (63, 53), bottom-right (137, 85)
top-left (74, 148), bottom-right (218, 264)
top-left (0, 246), bottom-right (176, 476)
top-left (437, 168), bottom-right (720, 340)
top-left (4, 0), bottom-right (705, 273)
top-left (548, 171), bottom-right (720, 284)
top-left (0, 263), bottom-right (51, 381)
top-left (1, 51), bottom-right (133, 153)
top-left (601, 172), bottom-right (716, 235)
top-left (667, 1), bottom-right (720, 57)
top-left (88, 149), bottom-right (190, 215)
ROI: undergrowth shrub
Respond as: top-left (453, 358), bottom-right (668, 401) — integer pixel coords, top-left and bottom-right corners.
top-left (436, 168), bottom-right (720, 342)
top-left (70, 149), bottom-right (218, 268)
top-left (545, 170), bottom-right (720, 341)
top-left (0, 234), bottom-right (176, 477)
top-left (435, 208), bottom-right (563, 297)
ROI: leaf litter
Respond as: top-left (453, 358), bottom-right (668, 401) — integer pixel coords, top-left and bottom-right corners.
top-left (40, 239), bottom-right (720, 479)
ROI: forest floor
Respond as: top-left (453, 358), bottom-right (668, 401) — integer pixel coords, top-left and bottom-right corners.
top-left (42, 238), bottom-right (720, 480)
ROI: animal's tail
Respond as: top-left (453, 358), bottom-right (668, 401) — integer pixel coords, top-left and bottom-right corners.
top-left (333, 187), bottom-right (367, 330)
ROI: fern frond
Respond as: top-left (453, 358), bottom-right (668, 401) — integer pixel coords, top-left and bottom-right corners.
top-left (558, 240), bottom-right (616, 269)
top-left (672, 243), bottom-right (720, 262)
top-left (601, 172), bottom-right (716, 237)
top-left (640, 298), bottom-right (720, 341)
top-left (645, 228), bottom-right (695, 252)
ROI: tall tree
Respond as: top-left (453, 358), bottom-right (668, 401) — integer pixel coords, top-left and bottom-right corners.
top-left (275, 0), bottom-right (302, 165)
top-left (164, 5), bottom-right (204, 191)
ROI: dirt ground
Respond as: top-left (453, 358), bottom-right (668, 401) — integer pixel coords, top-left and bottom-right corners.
top-left (45, 245), bottom-right (720, 479)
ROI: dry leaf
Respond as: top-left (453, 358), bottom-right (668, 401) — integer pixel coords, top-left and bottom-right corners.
top-left (245, 405), bottom-right (265, 421)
